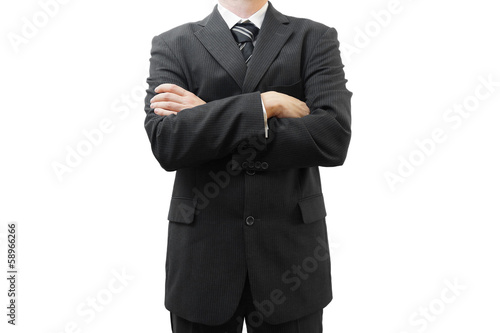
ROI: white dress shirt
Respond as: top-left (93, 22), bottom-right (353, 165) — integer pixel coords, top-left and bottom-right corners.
top-left (217, 1), bottom-right (270, 138)
top-left (217, 1), bottom-right (269, 33)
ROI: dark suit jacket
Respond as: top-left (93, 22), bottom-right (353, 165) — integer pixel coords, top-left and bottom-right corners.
top-left (144, 2), bottom-right (352, 326)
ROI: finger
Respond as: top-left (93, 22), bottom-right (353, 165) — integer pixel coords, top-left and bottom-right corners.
top-left (151, 101), bottom-right (185, 112)
top-left (155, 83), bottom-right (188, 96)
top-left (151, 92), bottom-right (184, 104)
top-left (302, 104), bottom-right (310, 116)
top-left (154, 108), bottom-right (178, 116)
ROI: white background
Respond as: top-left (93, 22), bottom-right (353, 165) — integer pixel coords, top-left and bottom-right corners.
top-left (1, 0), bottom-right (499, 332)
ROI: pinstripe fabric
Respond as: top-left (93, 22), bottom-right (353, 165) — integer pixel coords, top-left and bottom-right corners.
top-left (170, 275), bottom-right (323, 332)
top-left (144, 1), bottom-right (352, 327)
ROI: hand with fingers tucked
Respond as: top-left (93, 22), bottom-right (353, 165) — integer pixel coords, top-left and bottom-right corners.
top-left (150, 83), bottom-right (206, 116)
top-left (151, 83), bottom-right (310, 120)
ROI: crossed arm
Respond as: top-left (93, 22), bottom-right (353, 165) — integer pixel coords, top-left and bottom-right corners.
top-left (145, 27), bottom-right (351, 171)
top-left (150, 84), bottom-right (310, 119)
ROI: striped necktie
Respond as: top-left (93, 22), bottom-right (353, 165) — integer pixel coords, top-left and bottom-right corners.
top-left (231, 21), bottom-right (260, 64)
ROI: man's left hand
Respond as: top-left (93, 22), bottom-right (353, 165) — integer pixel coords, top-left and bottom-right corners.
top-left (150, 84), bottom-right (206, 116)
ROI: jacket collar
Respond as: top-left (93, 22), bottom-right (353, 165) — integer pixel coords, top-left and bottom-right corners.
top-left (195, 2), bottom-right (292, 92)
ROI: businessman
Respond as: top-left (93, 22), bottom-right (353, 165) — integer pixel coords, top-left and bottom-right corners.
top-left (144, 0), bottom-right (352, 332)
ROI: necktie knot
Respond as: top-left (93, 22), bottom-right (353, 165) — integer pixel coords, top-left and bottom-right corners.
top-left (231, 21), bottom-right (259, 64)
top-left (231, 21), bottom-right (259, 43)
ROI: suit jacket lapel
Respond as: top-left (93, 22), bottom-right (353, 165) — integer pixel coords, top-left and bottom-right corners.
top-left (243, 3), bottom-right (292, 93)
top-left (195, 6), bottom-right (247, 89)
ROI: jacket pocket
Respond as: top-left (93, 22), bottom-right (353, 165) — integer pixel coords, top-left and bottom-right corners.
top-left (167, 197), bottom-right (196, 224)
top-left (298, 194), bottom-right (327, 224)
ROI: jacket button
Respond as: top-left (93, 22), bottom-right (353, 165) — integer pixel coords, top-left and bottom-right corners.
top-left (245, 216), bottom-right (255, 226)
top-left (261, 162), bottom-right (269, 170)
top-left (246, 170), bottom-right (255, 176)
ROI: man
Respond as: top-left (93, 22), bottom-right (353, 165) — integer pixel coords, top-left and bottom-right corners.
top-left (144, 0), bottom-right (352, 332)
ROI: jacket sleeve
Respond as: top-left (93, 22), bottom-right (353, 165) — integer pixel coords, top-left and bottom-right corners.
top-left (144, 34), bottom-right (266, 171)
top-left (232, 27), bottom-right (352, 171)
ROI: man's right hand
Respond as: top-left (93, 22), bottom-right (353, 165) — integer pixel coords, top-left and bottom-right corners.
top-left (261, 91), bottom-right (310, 119)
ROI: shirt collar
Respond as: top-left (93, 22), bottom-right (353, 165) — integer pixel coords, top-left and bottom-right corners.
top-left (217, 1), bottom-right (269, 30)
